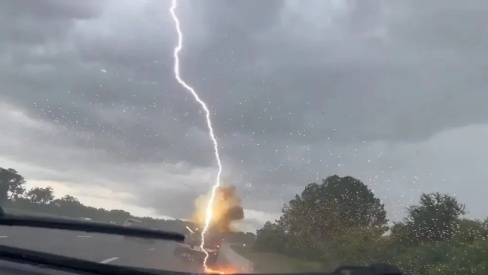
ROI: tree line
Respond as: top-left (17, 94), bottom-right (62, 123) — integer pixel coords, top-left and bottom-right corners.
top-left (0, 167), bottom-right (255, 244)
top-left (253, 175), bottom-right (487, 274)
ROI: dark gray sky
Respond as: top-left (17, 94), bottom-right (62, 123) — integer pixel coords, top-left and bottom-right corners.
top-left (1, 0), bottom-right (488, 231)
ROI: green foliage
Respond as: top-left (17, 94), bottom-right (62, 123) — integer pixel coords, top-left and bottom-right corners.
top-left (269, 176), bottom-right (387, 262)
top-left (254, 175), bottom-right (488, 274)
top-left (254, 221), bottom-right (287, 252)
top-left (394, 192), bottom-right (466, 244)
top-left (0, 168), bottom-right (26, 203)
top-left (25, 186), bottom-right (55, 205)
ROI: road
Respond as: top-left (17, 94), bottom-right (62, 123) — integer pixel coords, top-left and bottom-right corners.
top-left (0, 225), bottom-right (208, 273)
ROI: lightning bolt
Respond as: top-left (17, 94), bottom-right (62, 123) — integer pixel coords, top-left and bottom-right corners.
top-left (169, 0), bottom-right (223, 269)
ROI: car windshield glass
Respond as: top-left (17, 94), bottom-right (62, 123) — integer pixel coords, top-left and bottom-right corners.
top-left (0, 0), bottom-right (485, 274)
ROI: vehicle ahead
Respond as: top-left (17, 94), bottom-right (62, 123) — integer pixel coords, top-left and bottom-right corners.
top-left (173, 223), bottom-right (223, 265)
top-left (122, 218), bottom-right (154, 244)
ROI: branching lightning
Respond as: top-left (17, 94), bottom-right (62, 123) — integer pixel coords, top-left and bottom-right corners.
top-left (169, 0), bottom-right (223, 269)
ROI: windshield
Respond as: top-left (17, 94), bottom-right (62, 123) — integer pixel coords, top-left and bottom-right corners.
top-left (0, 0), bottom-right (486, 274)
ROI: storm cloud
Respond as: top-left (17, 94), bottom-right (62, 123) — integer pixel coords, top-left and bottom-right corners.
top-left (1, 0), bottom-right (488, 229)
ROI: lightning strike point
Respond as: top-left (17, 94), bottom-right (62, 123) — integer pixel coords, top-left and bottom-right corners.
top-left (169, 0), bottom-right (223, 269)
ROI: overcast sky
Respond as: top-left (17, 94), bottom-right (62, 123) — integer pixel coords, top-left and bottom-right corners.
top-left (2, 0), bottom-right (488, 231)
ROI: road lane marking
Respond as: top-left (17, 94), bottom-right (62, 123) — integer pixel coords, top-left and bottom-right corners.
top-left (0, 236), bottom-right (8, 238)
top-left (77, 235), bottom-right (91, 238)
top-left (148, 248), bottom-right (156, 251)
top-left (99, 257), bottom-right (119, 264)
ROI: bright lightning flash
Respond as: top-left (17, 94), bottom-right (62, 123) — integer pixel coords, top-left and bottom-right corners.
top-left (169, 0), bottom-right (223, 269)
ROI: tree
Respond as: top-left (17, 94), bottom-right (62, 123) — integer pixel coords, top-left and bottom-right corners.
top-left (325, 226), bottom-right (388, 266)
top-left (451, 218), bottom-right (488, 245)
top-left (25, 186), bottom-right (55, 205)
top-left (277, 191), bottom-right (343, 258)
top-left (255, 175), bottom-right (388, 261)
top-left (0, 168), bottom-right (26, 204)
top-left (279, 175), bottom-right (387, 238)
top-left (392, 192), bottom-right (465, 244)
top-left (51, 195), bottom-right (83, 216)
top-left (254, 221), bottom-right (287, 252)
top-left (319, 176), bottom-right (387, 228)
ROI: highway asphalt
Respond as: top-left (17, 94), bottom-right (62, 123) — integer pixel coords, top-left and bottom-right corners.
top-left (0, 225), bottom-right (210, 273)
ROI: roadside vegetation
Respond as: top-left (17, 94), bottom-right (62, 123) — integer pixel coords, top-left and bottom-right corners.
top-left (250, 175), bottom-right (487, 274)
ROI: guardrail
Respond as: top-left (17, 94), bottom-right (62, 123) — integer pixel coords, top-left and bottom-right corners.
top-left (219, 243), bottom-right (254, 273)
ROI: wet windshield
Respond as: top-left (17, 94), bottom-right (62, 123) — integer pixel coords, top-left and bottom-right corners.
top-left (0, 0), bottom-right (486, 274)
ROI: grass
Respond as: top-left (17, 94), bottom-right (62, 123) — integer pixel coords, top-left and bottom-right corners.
top-left (231, 245), bottom-right (326, 273)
